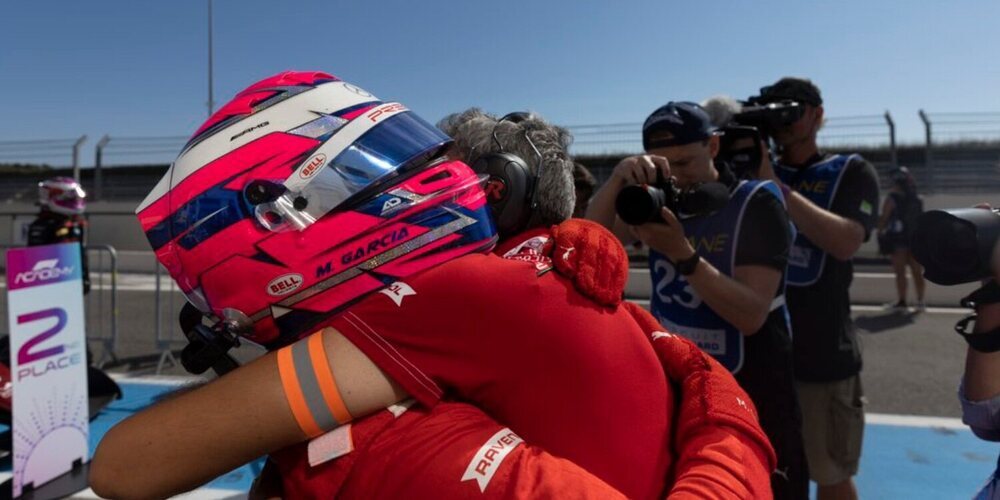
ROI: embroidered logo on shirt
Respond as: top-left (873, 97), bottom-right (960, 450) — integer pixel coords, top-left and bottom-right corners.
top-left (379, 281), bottom-right (416, 306)
top-left (502, 235), bottom-right (553, 274)
top-left (461, 428), bottom-right (524, 492)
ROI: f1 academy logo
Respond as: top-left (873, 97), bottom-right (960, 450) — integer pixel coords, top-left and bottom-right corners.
top-left (14, 259), bottom-right (74, 286)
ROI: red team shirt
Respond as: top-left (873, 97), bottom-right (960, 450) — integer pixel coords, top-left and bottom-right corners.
top-left (329, 251), bottom-right (673, 499)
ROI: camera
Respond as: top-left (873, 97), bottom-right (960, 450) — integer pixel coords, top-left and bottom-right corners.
top-left (911, 208), bottom-right (1000, 285)
top-left (712, 98), bottom-right (805, 179)
top-left (732, 99), bottom-right (806, 136)
top-left (615, 177), bottom-right (729, 225)
top-left (717, 125), bottom-right (765, 178)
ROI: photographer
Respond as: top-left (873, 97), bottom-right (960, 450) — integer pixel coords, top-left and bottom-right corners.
top-left (877, 167), bottom-right (926, 311)
top-left (587, 101), bottom-right (807, 499)
top-left (915, 205), bottom-right (1000, 497)
top-left (752, 77), bottom-right (880, 500)
top-left (961, 295), bottom-right (1000, 499)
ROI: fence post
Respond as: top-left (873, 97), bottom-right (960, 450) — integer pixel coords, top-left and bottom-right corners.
top-left (884, 111), bottom-right (897, 168)
top-left (71, 135), bottom-right (88, 182)
top-left (918, 110), bottom-right (933, 187)
top-left (94, 135), bottom-right (111, 201)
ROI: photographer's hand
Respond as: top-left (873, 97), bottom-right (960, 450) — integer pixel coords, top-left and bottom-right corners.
top-left (585, 155), bottom-right (671, 242)
top-left (964, 301), bottom-right (1000, 402)
top-left (633, 207), bottom-right (781, 335)
top-left (612, 155), bottom-right (671, 185)
top-left (754, 142), bottom-right (779, 184)
top-left (631, 207), bottom-right (694, 262)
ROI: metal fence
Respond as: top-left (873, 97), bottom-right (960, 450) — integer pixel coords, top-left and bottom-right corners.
top-left (566, 112), bottom-right (898, 158)
top-left (0, 136), bottom-right (88, 172)
top-left (567, 110), bottom-right (1000, 194)
top-left (93, 135), bottom-right (187, 200)
top-left (153, 262), bottom-right (187, 374)
top-left (1, 109), bottom-right (998, 198)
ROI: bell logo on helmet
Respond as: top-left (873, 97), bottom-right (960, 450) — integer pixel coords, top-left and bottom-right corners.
top-left (298, 154), bottom-right (328, 180)
top-left (266, 273), bottom-right (304, 297)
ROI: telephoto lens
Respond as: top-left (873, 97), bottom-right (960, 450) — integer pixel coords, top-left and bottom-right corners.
top-left (912, 208), bottom-right (1000, 285)
top-left (616, 184), bottom-right (668, 225)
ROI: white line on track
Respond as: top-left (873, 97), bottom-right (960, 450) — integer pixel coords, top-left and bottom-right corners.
top-left (627, 299), bottom-right (968, 315)
top-left (109, 372), bottom-right (206, 386)
top-left (101, 376), bottom-right (985, 433)
top-left (865, 412), bottom-right (967, 429)
top-left (71, 486), bottom-right (247, 499)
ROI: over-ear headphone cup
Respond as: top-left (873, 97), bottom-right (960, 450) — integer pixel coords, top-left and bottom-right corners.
top-left (472, 153), bottom-right (534, 237)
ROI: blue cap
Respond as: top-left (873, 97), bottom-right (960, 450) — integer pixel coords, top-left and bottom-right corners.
top-left (642, 101), bottom-right (715, 150)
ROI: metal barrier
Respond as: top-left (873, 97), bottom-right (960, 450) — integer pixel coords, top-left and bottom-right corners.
top-left (0, 244), bottom-right (119, 367)
top-left (85, 244), bottom-right (119, 368)
top-left (565, 112), bottom-right (898, 159)
top-left (154, 261), bottom-right (186, 374)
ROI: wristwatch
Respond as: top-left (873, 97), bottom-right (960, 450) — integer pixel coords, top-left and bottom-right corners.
top-left (676, 253), bottom-right (701, 276)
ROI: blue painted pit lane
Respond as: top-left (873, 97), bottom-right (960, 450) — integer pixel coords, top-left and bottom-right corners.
top-left (3, 379), bottom-right (1000, 498)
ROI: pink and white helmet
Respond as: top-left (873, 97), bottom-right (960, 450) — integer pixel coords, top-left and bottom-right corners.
top-left (137, 71), bottom-right (496, 348)
top-left (39, 177), bottom-right (86, 215)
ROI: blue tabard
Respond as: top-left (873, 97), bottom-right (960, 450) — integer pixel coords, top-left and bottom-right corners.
top-left (649, 180), bottom-right (788, 373)
top-left (775, 154), bottom-right (857, 287)
top-left (974, 453), bottom-right (1000, 499)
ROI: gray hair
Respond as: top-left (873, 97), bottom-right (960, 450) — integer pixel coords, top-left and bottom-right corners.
top-left (700, 94), bottom-right (742, 127)
top-left (437, 108), bottom-right (575, 228)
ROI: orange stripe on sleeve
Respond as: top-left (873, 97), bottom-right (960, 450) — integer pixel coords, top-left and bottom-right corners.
top-left (308, 332), bottom-right (354, 424)
top-left (277, 345), bottom-right (323, 437)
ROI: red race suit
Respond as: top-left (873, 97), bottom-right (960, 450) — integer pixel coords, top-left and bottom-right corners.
top-left (272, 220), bottom-right (775, 499)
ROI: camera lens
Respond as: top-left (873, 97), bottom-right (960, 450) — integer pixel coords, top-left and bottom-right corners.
top-left (912, 209), bottom-right (1000, 285)
top-left (615, 185), bottom-right (666, 225)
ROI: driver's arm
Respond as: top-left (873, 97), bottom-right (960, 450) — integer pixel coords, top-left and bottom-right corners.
top-left (90, 327), bottom-right (407, 500)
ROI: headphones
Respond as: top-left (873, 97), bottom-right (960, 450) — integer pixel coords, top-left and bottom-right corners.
top-left (471, 112), bottom-right (544, 237)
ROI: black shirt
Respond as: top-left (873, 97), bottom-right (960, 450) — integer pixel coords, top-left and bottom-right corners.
top-left (713, 163), bottom-right (794, 371)
top-left (782, 154), bottom-right (880, 382)
top-left (714, 163), bottom-right (803, 486)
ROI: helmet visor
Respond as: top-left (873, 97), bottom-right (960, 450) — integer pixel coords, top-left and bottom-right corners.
top-left (254, 104), bottom-right (451, 231)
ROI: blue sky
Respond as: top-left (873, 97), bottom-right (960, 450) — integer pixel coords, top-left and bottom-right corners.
top-left (2, 1), bottom-right (999, 164)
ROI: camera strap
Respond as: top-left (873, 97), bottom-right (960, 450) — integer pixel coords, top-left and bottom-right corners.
top-left (955, 315), bottom-right (1000, 353)
top-left (955, 281), bottom-right (1000, 353)
top-left (962, 281), bottom-right (1000, 309)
